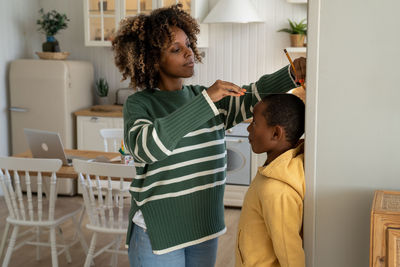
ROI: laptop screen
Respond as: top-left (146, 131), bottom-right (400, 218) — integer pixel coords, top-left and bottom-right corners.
top-left (24, 128), bottom-right (69, 166)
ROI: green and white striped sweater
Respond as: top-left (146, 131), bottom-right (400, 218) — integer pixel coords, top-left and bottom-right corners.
top-left (123, 65), bottom-right (296, 254)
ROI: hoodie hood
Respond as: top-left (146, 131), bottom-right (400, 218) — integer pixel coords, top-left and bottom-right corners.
top-left (258, 142), bottom-right (305, 199)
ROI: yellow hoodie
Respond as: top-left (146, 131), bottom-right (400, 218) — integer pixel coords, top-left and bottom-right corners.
top-left (235, 143), bottom-right (305, 267)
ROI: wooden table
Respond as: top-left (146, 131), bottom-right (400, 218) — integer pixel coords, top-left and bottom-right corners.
top-left (14, 149), bottom-right (121, 179)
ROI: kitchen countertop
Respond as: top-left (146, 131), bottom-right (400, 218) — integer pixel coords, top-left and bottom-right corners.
top-left (74, 105), bottom-right (123, 117)
top-left (75, 104), bottom-right (253, 122)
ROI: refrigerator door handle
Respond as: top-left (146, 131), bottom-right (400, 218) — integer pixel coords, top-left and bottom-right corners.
top-left (9, 107), bottom-right (29, 112)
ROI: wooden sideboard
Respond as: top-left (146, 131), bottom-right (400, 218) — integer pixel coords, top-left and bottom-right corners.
top-left (370, 190), bottom-right (400, 267)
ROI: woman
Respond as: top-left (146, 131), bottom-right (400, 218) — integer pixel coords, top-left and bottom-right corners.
top-left (112, 4), bottom-right (306, 267)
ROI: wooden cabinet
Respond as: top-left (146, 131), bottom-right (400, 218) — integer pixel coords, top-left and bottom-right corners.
top-left (387, 228), bottom-right (400, 266)
top-left (370, 190), bottom-right (400, 267)
top-left (84, 0), bottom-right (208, 47)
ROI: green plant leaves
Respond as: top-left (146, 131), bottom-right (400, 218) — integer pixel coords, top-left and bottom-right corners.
top-left (277, 18), bottom-right (307, 35)
top-left (37, 8), bottom-right (70, 37)
top-left (96, 78), bottom-right (109, 97)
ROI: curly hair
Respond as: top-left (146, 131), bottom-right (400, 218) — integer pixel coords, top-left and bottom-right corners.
top-left (261, 94), bottom-right (305, 146)
top-left (112, 4), bottom-right (202, 90)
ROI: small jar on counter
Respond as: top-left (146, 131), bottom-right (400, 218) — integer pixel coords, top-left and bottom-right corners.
top-left (121, 154), bottom-right (134, 165)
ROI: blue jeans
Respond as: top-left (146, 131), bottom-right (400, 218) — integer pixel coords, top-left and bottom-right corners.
top-left (128, 225), bottom-right (218, 267)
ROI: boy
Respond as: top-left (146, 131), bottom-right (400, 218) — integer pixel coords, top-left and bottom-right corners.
top-left (235, 94), bottom-right (305, 267)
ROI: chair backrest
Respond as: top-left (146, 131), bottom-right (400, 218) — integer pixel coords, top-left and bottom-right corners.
top-left (73, 159), bottom-right (135, 230)
top-left (99, 128), bottom-right (124, 152)
top-left (0, 157), bottom-right (62, 222)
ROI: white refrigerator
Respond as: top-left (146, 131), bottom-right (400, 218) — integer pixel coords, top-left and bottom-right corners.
top-left (9, 59), bottom-right (94, 195)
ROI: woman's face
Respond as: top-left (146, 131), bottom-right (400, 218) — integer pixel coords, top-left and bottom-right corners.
top-left (158, 26), bottom-right (195, 84)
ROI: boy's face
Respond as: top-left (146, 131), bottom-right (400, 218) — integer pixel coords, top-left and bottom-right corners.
top-left (247, 101), bottom-right (276, 154)
top-left (158, 26), bottom-right (195, 83)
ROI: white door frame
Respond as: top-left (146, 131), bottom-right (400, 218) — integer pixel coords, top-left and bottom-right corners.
top-left (304, 0), bottom-right (321, 266)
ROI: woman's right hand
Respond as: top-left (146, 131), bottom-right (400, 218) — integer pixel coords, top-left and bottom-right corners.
top-left (206, 80), bottom-right (246, 102)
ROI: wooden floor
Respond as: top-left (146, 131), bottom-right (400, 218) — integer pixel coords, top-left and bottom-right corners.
top-left (0, 196), bottom-right (241, 267)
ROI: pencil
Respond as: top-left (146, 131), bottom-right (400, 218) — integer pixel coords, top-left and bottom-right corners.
top-left (283, 49), bottom-right (305, 88)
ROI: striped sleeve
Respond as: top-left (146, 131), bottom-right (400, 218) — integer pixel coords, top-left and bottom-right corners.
top-left (123, 90), bottom-right (219, 164)
top-left (215, 65), bottom-right (297, 129)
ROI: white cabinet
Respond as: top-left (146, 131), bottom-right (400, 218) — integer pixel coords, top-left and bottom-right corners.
top-left (77, 115), bottom-right (123, 151)
top-left (84, 0), bottom-right (120, 46)
top-left (224, 185), bottom-right (250, 207)
top-left (76, 114), bottom-right (126, 195)
top-left (84, 0), bottom-right (208, 47)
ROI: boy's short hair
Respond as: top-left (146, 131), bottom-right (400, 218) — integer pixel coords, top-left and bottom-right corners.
top-left (261, 94), bottom-right (305, 146)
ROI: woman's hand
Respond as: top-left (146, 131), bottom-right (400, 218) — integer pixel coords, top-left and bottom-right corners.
top-left (206, 80), bottom-right (245, 102)
top-left (290, 57), bottom-right (306, 84)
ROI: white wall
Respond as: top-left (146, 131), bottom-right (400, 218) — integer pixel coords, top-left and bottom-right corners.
top-left (0, 0), bottom-right (305, 196)
top-left (3, 0), bottom-right (400, 264)
top-left (0, 0), bottom-right (41, 195)
top-left (305, 0), bottom-right (400, 266)
top-left (0, 0), bottom-right (40, 156)
top-left (39, 0), bottom-right (306, 102)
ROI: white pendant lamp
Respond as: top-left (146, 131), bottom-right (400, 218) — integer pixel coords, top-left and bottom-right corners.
top-left (203, 0), bottom-right (263, 24)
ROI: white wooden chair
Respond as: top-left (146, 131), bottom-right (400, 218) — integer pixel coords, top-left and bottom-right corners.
top-left (0, 157), bottom-right (87, 267)
top-left (73, 159), bottom-right (134, 267)
top-left (99, 128), bottom-right (124, 152)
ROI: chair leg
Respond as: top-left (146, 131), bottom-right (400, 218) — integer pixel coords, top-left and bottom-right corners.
top-left (110, 235), bottom-right (122, 267)
top-left (2, 225), bottom-right (18, 267)
top-left (84, 233), bottom-right (97, 267)
top-left (35, 226), bottom-right (41, 261)
top-left (57, 227), bottom-right (72, 263)
top-left (0, 221), bottom-right (10, 260)
top-left (50, 227), bottom-right (59, 267)
top-left (72, 212), bottom-right (88, 254)
top-left (73, 206), bottom-right (85, 241)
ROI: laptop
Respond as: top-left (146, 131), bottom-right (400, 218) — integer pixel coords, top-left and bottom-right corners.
top-left (24, 128), bottom-right (88, 166)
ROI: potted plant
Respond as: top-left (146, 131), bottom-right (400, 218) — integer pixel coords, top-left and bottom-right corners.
top-left (278, 18), bottom-right (307, 47)
top-left (37, 8), bottom-right (69, 53)
top-left (96, 78), bottom-right (109, 105)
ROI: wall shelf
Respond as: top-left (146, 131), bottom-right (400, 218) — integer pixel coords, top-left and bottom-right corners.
top-left (285, 47), bottom-right (307, 54)
top-left (287, 0), bottom-right (307, 3)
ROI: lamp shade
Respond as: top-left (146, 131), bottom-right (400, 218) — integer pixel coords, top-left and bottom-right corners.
top-left (203, 0), bottom-right (263, 24)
